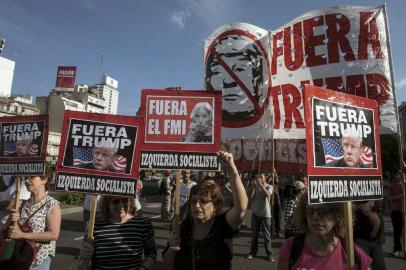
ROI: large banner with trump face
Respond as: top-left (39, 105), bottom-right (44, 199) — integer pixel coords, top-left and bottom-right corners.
top-left (0, 115), bottom-right (48, 175)
top-left (138, 89), bottom-right (222, 171)
top-left (305, 85), bottom-right (382, 203)
top-left (55, 111), bottom-right (144, 197)
top-left (204, 5), bottom-right (395, 173)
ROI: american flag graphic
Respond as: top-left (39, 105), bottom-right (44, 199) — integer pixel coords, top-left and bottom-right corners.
top-left (73, 147), bottom-right (93, 166)
top-left (112, 155), bottom-right (127, 173)
top-left (322, 138), bottom-right (374, 167)
top-left (4, 142), bottom-right (16, 155)
top-left (321, 138), bottom-right (343, 163)
top-left (361, 146), bottom-right (373, 167)
top-left (29, 144), bottom-right (39, 156)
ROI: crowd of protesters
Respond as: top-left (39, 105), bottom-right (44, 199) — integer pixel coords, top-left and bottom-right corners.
top-left (1, 151), bottom-right (406, 269)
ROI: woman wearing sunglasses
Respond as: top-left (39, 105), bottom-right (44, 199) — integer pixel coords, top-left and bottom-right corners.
top-left (162, 151), bottom-right (248, 270)
top-left (80, 196), bottom-right (156, 270)
top-left (278, 193), bottom-right (372, 270)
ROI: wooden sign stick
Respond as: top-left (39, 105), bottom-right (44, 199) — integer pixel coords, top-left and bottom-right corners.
top-left (79, 195), bottom-right (97, 270)
top-left (344, 202), bottom-right (355, 270)
top-left (173, 170), bottom-right (181, 238)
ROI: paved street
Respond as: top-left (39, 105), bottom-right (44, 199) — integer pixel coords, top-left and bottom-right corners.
top-left (52, 196), bottom-right (406, 270)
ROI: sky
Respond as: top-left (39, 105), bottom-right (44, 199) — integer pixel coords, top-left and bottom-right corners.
top-left (0, 0), bottom-right (405, 115)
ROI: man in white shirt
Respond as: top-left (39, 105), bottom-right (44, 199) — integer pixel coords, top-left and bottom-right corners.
top-left (179, 170), bottom-right (197, 220)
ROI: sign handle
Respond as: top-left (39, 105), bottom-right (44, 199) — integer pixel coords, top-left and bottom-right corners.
top-left (79, 195), bottom-right (97, 270)
top-left (344, 202), bottom-right (355, 270)
top-left (173, 170), bottom-right (181, 238)
top-left (13, 177), bottom-right (21, 227)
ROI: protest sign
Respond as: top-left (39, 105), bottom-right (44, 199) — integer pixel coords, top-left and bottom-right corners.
top-left (55, 111), bottom-right (144, 196)
top-left (304, 85), bottom-right (382, 203)
top-left (205, 5), bottom-right (395, 171)
top-left (0, 115), bottom-right (48, 175)
top-left (139, 89), bottom-right (222, 171)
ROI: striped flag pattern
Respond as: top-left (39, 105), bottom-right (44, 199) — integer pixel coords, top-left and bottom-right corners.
top-left (112, 155), bottom-right (127, 173)
top-left (321, 138), bottom-right (343, 163)
top-left (361, 146), bottom-right (373, 167)
top-left (4, 142), bottom-right (16, 155)
top-left (29, 144), bottom-right (39, 156)
top-left (73, 147), bottom-right (93, 166)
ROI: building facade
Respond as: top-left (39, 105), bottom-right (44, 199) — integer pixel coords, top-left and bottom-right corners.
top-left (0, 95), bottom-right (39, 116)
top-left (0, 56), bottom-right (15, 97)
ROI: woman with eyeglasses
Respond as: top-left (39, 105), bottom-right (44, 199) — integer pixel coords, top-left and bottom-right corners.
top-left (162, 151), bottom-right (248, 270)
top-left (278, 193), bottom-right (372, 270)
top-left (79, 196), bottom-right (157, 270)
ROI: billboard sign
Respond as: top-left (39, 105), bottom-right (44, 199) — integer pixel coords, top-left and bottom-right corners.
top-left (55, 66), bottom-right (77, 93)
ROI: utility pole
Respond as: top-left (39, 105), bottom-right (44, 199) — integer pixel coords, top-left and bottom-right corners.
top-left (0, 38), bottom-right (5, 55)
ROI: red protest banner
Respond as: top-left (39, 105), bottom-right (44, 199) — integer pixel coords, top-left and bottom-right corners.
top-left (0, 115), bottom-right (49, 175)
top-left (139, 89), bottom-right (222, 171)
top-left (55, 111), bottom-right (144, 197)
top-left (304, 85), bottom-right (382, 203)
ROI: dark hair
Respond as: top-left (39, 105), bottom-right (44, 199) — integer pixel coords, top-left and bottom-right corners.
top-left (99, 196), bottom-right (136, 221)
top-left (295, 193), bottom-right (345, 238)
top-left (189, 181), bottom-right (224, 215)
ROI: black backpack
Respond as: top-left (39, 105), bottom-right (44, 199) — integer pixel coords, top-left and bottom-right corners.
top-left (289, 234), bottom-right (359, 270)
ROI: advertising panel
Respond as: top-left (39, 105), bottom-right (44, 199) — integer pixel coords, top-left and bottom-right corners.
top-left (0, 115), bottom-right (48, 175)
top-left (304, 85), bottom-right (382, 203)
top-left (55, 111), bottom-right (144, 196)
top-left (55, 66), bottom-right (77, 93)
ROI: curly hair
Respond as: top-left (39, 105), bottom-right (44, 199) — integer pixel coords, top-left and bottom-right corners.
top-left (295, 193), bottom-right (345, 238)
top-left (189, 181), bottom-right (224, 215)
top-left (99, 196), bottom-right (136, 221)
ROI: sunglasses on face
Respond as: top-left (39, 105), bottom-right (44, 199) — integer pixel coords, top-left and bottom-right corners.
top-left (190, 197), bottom-right (212, 206)
top-left (110, 198), bottom-right (129, 206)
top-left (306, 207), bottom-right (332, 219)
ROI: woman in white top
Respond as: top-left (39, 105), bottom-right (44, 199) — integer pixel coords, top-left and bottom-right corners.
top-left (8, 175), bottom-right (61, 270)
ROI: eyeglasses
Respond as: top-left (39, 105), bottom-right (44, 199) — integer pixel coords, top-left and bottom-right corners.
top-left (306, 207), bottom-right (332, 219)
top-left (110, 198), bottom-right (129, 206)
top-left (190, 198), bottom-right (212, 206)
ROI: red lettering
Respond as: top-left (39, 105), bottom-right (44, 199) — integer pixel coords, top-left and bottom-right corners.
top-left (284, 22), bottom-right (304, 71)
top-left (304, 16), bottom-right (326, 67)
top-left (358, 11), bottom-right (384, 60)
top-left (366, 73), bottom-right (390, 105)
top-left (271, 85), bottom-right (282, 129)
top-left (281, 84), bottom-right (304, 128)
top-left (313, 78), bottom-right (324, 87)
top-left (326, 14), bottom-right (355, 63)
top-left (345, 75), bottom-right (366, 97)
top-left (325, 76), bottom-right (345, 91)
top-left (272, 31), bottom-right (284, 75)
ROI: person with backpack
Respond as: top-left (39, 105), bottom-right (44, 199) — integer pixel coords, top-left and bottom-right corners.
top-left (278, 193), bottom-right (372, 270)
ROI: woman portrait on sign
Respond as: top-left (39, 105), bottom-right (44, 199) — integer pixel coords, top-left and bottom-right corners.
top-left (162, 151), bottom-right (248, 270)
top-left (184, 102), bottom-right (213, 143)
top-left (278, 193), bottom-right (372, 270)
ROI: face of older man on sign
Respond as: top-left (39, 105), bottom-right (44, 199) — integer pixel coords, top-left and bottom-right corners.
top-left (342, 136), bottom-right (363, 167)
top-left (205, 35), bottom-right (267, 124)
top-left (92, 147), bottom-right (116, 171)
top-left (16, 139), bottom-right (32, 156)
